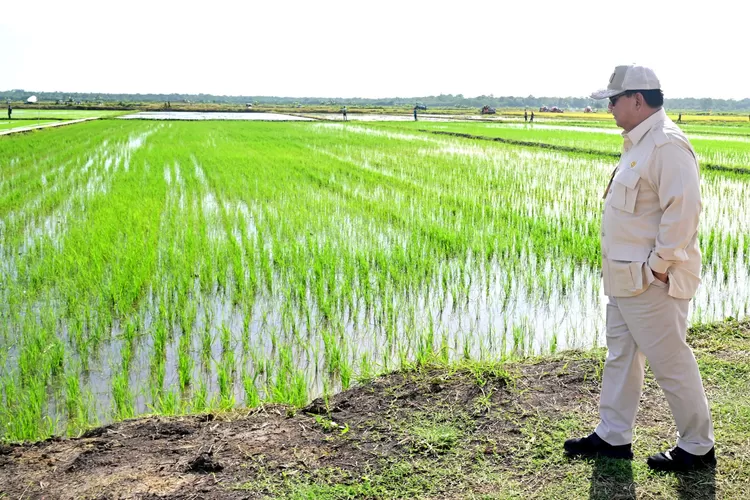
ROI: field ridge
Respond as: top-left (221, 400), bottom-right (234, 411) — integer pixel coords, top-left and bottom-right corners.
top-left (1, 318), bottom-right (748, 499)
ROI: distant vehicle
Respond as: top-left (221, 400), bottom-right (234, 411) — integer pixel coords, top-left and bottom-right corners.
top-left (415, 104), bottom-right (427, 110)
top-left (480, 105), bottom-right (496, 114)
top-left (541, 106), bottom-right (563, 113)
top-left (584, 106), bottom-right (594, 113)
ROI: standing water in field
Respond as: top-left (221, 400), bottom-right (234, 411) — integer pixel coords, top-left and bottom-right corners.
top-left (0, 119), bottom-right (748, 442)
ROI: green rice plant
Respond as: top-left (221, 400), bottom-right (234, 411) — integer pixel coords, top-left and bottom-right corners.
top-left (242, 370), bottom-right (261, 408)
top-left (65, 372), bottom-right (83, 423)
top-left (112, 370), bottom-right (134, 420)
top-left (177, 333), bottom-right (193, 392)
top-left (191, 381), bottom-right (209, 413)
top-left (156, 390), bottom-right (180, 416)
top-left (217, 358), bottom-right (235, 410)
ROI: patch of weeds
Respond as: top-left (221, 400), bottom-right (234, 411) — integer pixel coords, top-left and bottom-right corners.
top-left (473, 387), bottom-right (495, 415)
top-left (464, 360), bottom-right (512, 388)
top-left (313, 415), bottom-right (350, 435)
top-left (400, 409), bottom-right (475, 456)
top-left (236, 455), bottom-right (531, 500)
top-left (408, 422), bottom-right (461, 455)
top-left (235, 460), bottom-right (442, 499)
top-left (713, 393), bottom-right (750, 438)
top-left (698, 355), bottom-right (750, 389)
top-left (520, 413), bottom-right (585, 465)
top-left (689, 319), bottom-right (750, 343)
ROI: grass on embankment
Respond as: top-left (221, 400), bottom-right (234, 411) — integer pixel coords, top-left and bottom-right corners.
top-left (233, 318), bottom-right (750, 500)
top-left (1, 318), bottom-right (747, 499)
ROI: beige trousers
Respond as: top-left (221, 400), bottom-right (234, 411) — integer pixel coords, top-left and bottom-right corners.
top-left (595, 278), bottom-right (715, 455)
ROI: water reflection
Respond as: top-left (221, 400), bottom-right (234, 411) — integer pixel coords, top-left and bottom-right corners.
top-left (119, 112), bottom-right (313, 121)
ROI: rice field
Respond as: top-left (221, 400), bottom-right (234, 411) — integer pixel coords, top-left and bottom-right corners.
top-left (1, 118), bottom-right (748, 442)
top-left (396, 121), bottom-right (750, 172)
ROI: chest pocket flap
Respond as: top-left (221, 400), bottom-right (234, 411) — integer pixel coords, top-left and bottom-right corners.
top-left (610, 168), bottom-right (641, 213)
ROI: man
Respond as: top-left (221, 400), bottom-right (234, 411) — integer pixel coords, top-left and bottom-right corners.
top-left (564, 65), bottom-right (715, 472)
top-left (524, 109), bottom-right (528, 122)
top-left (7, 103), bottom-right (11, 120)
top-left (342, 106), bottom-right (347, 121)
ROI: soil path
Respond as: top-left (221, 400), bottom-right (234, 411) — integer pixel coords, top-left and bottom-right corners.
top-left (0, 118), bottom-right (99, 136)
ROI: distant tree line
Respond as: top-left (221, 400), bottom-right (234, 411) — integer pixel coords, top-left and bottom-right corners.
top-left (2, 89), bottom-right (750, 112)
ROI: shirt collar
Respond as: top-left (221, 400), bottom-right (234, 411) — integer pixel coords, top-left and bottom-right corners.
top-left (621, 108), bottom-right (668, 146)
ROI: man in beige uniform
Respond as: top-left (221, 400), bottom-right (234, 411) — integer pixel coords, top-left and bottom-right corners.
top-left (564, 65), bottom-right (716, 472)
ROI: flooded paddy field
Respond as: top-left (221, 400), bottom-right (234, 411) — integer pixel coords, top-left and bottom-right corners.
top-left (119, 111), bottom-right (313, 121)
top-left (299, 113), bottom-right (499, 122)
top-left (388, 121), bottom-right (750, 172)
top-left (1, 119), bottom-right (748, 442)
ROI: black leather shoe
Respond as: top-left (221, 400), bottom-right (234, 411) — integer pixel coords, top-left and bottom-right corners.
top-left (647, 446), bottom-right (716, 472)
top-left (564, 432), bottom-right (633, 460)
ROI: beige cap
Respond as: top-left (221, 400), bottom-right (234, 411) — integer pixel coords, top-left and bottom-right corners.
top-left (591, 64), bottom-right (661, 99)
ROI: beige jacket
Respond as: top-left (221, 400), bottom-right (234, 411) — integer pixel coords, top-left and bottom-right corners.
top-left (602, 108), bottom-right (702, 299)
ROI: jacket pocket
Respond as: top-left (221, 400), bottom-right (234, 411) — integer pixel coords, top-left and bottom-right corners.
top-left (609, 169), bottom-right (641, 213)
top-left (607, 260), bottom-right (635, 292)
top-left (605, 259), bottom-right (647, 295)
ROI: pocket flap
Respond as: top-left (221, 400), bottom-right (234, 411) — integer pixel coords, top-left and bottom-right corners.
top-left (613, 168), bottom-right (641, 189)
top-left (607, 244), bottom-right (651, 262)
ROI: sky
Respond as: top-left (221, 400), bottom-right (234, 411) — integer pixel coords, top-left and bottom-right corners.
top-left (1, 0), bottom-right (748, 100)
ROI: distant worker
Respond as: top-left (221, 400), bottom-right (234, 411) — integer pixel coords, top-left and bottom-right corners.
top-left (530, 111), bottom-right (534, 122)
top-left (524, 109), bottom-right (528, 122)
top-left (413, 107), bottom-right (418, 121)
top-left (7, 104), bottom-right (11, 120)
top-left (678, 113), bottom-right (682, 123)
top-left (342, 106), bottom-right (347, 121)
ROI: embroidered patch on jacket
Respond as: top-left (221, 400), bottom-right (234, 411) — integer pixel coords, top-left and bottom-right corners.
top-left (630, 161), bottom-right (637, 168)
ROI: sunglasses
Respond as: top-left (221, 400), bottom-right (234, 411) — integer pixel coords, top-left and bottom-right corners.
top-left (609, 92), bottom-right (634, 106)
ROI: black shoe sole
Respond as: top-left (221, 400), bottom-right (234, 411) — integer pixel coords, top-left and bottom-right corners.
top-left (647, 460), bottom-right (716, 472)
top-left (565, 449), bottom-right (634, 460)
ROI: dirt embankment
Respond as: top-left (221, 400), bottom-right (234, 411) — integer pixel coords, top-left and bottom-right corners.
top-left (0, 356), bottom-right (600, 499)
top-left (2, 319), bottom-right (748, 499)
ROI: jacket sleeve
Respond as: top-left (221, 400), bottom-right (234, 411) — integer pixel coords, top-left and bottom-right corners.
top-left (646, 142), bottom-right (702, 274)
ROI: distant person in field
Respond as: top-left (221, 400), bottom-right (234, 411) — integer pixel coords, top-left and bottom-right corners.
top-left (524, 109), bottom-right (528, 122)
top-left (529, 111), bottom-right (534, 122)
top-left (413, 107), bottom-right (418, 121)
top-left (342, 106), bottom-right (347, 121)
top-left (678, 112), bottom-right (682, 123)
top-left (565, 64), bottom-right (715, 473)
top-left (7, 104), bottom-right (11, 120)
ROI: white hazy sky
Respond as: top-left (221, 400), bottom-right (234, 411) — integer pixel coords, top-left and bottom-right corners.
top-left (1, 0), bottom-right (748, 100)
